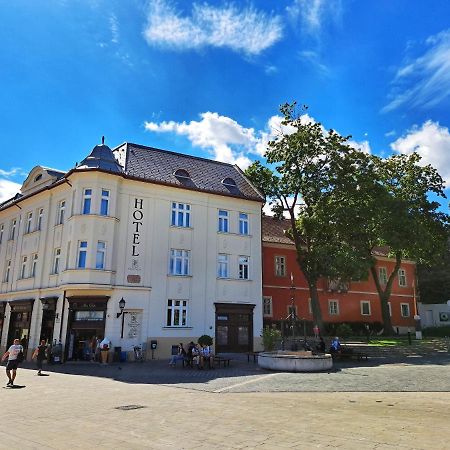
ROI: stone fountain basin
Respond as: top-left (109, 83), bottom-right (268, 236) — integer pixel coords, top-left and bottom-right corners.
top-left (258, 351), bottom-right (333, 372)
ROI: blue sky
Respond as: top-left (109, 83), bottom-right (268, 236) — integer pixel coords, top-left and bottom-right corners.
top-left (1, 0), bottom-right (450, 203)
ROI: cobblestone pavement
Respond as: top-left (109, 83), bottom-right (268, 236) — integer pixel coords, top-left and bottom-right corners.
top-left (0, 354), bottom-right (449, 449)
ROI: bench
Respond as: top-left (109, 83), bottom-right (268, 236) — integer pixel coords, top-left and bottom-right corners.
top-left (214, 356), bottom-right (231, 367)
top-left (246, 352), bottom-right (260, 363)
top-left (332, 350), bottom-right (368, 361)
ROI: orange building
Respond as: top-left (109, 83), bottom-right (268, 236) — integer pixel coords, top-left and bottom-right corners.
top-left (262, 217), bottom-right (416, 335)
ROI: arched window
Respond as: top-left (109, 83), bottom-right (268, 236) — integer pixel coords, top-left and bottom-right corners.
top-left (34, 174), bottom-right (43, 182)
top-left (174, 169), bottom-right (191, 180)
top-left (222, 177), bottom-right (236, 187)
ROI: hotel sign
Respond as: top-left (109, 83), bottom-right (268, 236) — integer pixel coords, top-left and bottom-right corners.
top-left (128, 197), bottom-right (144, 283)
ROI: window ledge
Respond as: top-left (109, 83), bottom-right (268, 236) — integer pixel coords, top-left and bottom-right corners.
top-left (69, 214), bottom-right (119, 222)
top-left (217, 231), bottom-right (252, 237)
top-left (63, 268), bottom-right (116, 274)
top-left (162, 326), bottom-right (193, 330)
top-left (170, 225), bottom-right (193, 230)
top-left (167, 274), bottom-right (192, 278)
top-left (23, 229), bottom-right (41, 237)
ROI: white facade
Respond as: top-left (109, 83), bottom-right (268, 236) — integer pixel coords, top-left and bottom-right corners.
top-left (0, 146), bottom-right (263, 360)
top-left (418, 302), bottom-right (450, 328)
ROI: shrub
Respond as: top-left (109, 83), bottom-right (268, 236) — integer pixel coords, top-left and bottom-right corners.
top-left (261, 326), bottom-right (282, 351)
top-left (336, 323), bottom-right (353, 339)
top-left (422, 326), bottom-right (450, 338)
top-left (198, 335), bottom-right (213, 346)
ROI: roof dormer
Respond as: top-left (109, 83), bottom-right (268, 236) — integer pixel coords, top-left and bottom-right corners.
top-left (21, 166), bottom-right (66, 196)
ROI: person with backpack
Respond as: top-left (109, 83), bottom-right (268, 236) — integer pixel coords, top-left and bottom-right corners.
top-left (1, 338), bottom-right (24, 387)
top-left (32, 339), bottom-right (48, 376)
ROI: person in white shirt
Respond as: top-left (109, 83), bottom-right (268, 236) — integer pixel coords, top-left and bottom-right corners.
top-left (200, 344), bottom-right (215, 369)
top-left (100, 337), bottom-right (111, 364)
top-left (1, 339), bottom-right (24, 386)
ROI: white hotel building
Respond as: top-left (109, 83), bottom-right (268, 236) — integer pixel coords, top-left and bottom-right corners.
top-left (0, 141), bottom-right (263, 360)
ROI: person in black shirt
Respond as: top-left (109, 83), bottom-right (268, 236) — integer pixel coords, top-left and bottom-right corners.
top-left (32, 340), bottom-right (48, 376)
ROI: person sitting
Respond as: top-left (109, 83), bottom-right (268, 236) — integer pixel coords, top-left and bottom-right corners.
top-left (329, 337), bottom-right (341, 355)
top-left (200, 344), bottom-right (214, 369)
top-left (191, 344), bottom-right (202, 369)
top-left (316, 337), bottom-right (326, 354)
top-left (169, 343), bottom-right (186, 367)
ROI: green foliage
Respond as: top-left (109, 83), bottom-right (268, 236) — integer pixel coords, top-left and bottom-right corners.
top-left (422, 326), bottom-right (450, 338)
top-left (261, 327), bottom-right (281, 351)
top-left (335, 323), bottom-right (353, 339)
top-left (197, 335), bottom-right (213, 346)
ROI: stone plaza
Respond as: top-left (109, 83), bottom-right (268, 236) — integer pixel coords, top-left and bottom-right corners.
top-left (0, 349), bottom-right (449, 449)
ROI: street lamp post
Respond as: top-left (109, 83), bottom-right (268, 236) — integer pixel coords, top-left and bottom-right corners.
top-left (289, 272), bottom-right (297, 350)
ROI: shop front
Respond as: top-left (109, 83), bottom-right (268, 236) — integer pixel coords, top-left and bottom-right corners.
top-left (0, 302), bottom-right (6, 345)
top-left (39, 297), bottom-right (58, 344)
top-left (215, 303), bottom-right (255, 353)
top-left (7, 300), bottom-right (35, 350)
top-left (66, 297), bottom-right (109, 361)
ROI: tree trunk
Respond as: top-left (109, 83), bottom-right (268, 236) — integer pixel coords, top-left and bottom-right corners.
top-left (308, 280), bottom-right (324, 335)
top-left (370, 252), bottom-right (402, 336)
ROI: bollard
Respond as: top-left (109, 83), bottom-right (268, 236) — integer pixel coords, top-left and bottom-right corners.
top-left (407, 331), bottom-right (412, 345)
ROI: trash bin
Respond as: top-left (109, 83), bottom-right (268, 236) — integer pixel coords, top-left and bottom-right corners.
top-left (113, 346), bottom-right (122, 363)
top-left (120, 351), bottom-right (127, 363)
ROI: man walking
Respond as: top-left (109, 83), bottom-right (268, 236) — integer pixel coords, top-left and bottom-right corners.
top-left (32, 339), bottom-right (48, 376)
top-left (1, 338), bottom-right (24, 387)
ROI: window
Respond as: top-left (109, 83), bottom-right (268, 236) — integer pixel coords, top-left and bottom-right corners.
top-left (100, 190), bottom-right (109, 216)
top-left (263, 297), bottom-right (272, 317)
top-left (218, 210), bottom-right (229, 232)
top-left (398, 269), bottom-right (407, 287)
top-left (82, 189), bottom-right (92, 214)
top-left (37, 208), bottom-right (44, 231)
top-left (96, 241), bottom-right (106, 269)
top-left (388, 302), bottom-right (392, 317)
top-left (171, 202), bottom-right (191, 227)
top-left (360, 300), bottom-right (371, 316)
top-left (20, 256), bottom-right (28, 279)
top-left (379, 267), bottom-right (387, 285)
top-left (26, 212), bottom-right (33, 234)
top-left (217, 254), bottom-right (229, 278)
top-left (169, 249), bottom-right (190, 276)
top-left (10, 219), bottom-right (17, 240)
top-left (275, 256), bottom-right (286, 277)
top-left (34, 174), bottom-right (42, 182)
top-left (4, 260), bottom-right (11, 282)
top-left (0, 224), bottom-right (3, 244)
top-left (238, 256), bottom-right (249, 280)
top-left (31, 254), bottom-right (38, 277)
top-left (166, 299), bottom-right (188, 327)
top-left (53, 248), bottom-right (61, 274)
top-left (58, 200), bottom-right (66, 224)
top-left (77, 241), bottom-right (88, 268)
top-left (401, 303), bottom-right (410, 317)
top-left (239, 213), bottom-right (249, 235)
top-left (328, 300), bottom-right (339, 315)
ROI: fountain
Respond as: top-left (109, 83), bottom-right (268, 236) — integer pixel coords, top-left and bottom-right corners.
top-left (258, 273), bottom-right (333, 372)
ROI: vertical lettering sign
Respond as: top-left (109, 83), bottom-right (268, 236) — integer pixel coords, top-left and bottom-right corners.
top-left (127, 198), bottom-right (143, 283)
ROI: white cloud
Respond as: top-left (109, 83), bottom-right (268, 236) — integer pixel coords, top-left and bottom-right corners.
top-left (0, 179), bottom-right (21, 203)
top-left (110, 14), bottom-right (119, 44)
top-left (287, 0), bottom-right (342, 35)
top-left (145, 112), bottom-right (258, 168)
top-left (298, 50), bottom-right (329, 75)
top-left (390, 120), bottom-right (450, 184)
top-left (0, 167), bottom-right (26, 177)
top-left (385, 130), bottom-right (396, 138)
top-left (143, 0), bottom-right (283, 56)
top-left (383, 29), bottom-right (450, 112)
top-left (348, 139), bottom-right (371, 154)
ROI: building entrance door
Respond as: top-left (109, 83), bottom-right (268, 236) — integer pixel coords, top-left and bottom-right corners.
top-left (7, 300), bottom-right (34, 351)
top-left (215, 303), bottom-right (255, 353)
top-left (39, 297), bottom-right (58, 344)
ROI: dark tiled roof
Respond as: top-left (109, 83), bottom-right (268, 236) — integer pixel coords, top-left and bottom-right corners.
top-left (116, 143), bottom-right (263, 201)
top-left (77, 144), bottom-right (123, 174)
top-left (262, 216), bottom-right (294, 245)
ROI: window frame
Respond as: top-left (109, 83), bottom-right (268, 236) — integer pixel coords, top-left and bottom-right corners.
top-left (239, 212), bottom-right (249, 235)
top-left (218, 209), bottom-right (229, 233)
top-left (10, 219), bottom-right (17, 240)
top-left (169, 249), bottom-right (190, 276)
top-left (53, 248), bottom-right (61, 274)
top-left (82, 188), bottom-right (92, 215)
top-left (77, 241), bottom-right (88, 269)
top-left (378, 267), bottom-right (388, 285)
top-left (20, 255), bottom-right (28, 279)
top-left (31, 254), bottom-right (38, 277)
top-left (100, 189), bottom-right (110, 216)
top-left (217, 253), bottom-right (229, 278)
top-left (0, 223), bottom-right (3, 244)
top-left (26, 211), bottom-right (33, 234)
top-left (238, 255), bottom-right (250, 280)
top-left (171, 202), bottom-right (191, 228)
top-left (58, 200), bottom-right (66, 225)
top-left (166, 299), bottom-right (188, 327)
top-left (398, 268), bottom-right (407, 287)
top-left (274, 255), bottom-right (287, 277)
top-left (4, 260), bottom-right (11, 282)
top-left (263, 296), bottom-right (273, 317)
top-left (360, 300), bottom-right (371, 316)
top-left (96, 241), bottom-right (106, 270)
top-left (400, 303), bottom-right (410, 318)
top-left (37, 208), bottom-right (44, 231)
top-left (328, 299), bottom-right (339, 315)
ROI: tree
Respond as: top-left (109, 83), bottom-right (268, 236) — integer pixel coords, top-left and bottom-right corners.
top-left (245, 102), bottom-right (372, 332)
top-left (336, 152), bottom-right (450, 334)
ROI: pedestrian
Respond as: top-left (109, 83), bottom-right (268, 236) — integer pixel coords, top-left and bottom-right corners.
top-left (100, 336), bottom-right (111, 364)
top-left (313, 324), bottom-right (320, 339)
top-left (32, 339), bottom-right (48, 376)
top-left (1, 338), bottom-right (24, 387)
